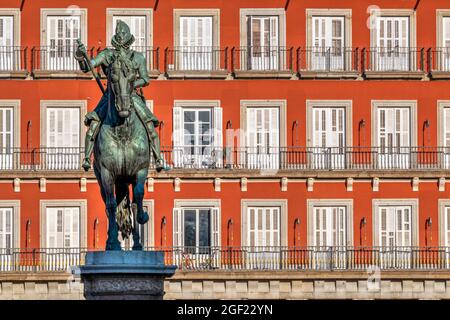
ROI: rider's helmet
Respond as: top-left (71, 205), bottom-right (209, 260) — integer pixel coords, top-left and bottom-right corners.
top-left (111, 20), bottom-right (135, 49)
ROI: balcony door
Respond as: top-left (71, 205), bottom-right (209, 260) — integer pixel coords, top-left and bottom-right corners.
top-left (246, 107), bottom-right (280, 169)
top-left (0, 16), bottom-right (13, 70)
top-left (0, 107), bottom-right (13, 170)
top-left (46, 107), bottom-right (80, 170)
top-left (377, 108), bottom-right (410, 169)
top-left (312, 107), bottom-right (346, 169)
top-left (46, 207), bottom-right (80, 249)
top-left (378, 206), bottom-right (412, 268)
top-left (313, 206), bottom-right (347, 269)
top-left (179, 16), bottom-right (213, 70)
top-left (246, 207), bottom-right (280, 269)
top-left (375, 17), bottom-right (409, 71)
top-left (182, 109), bottom-right (213, 168)
top-left (311, 16), bottom-right (344, 71)
top-left (46, 16), bottom-right (80, 70)
top-left (443, 108), bottom-right (450, 168)
top-left (0, 207), bottom-right (13, 271)
top-left (444, 207), bottom-right (450, 267)
top-left (247, 16), bottom-right (279, 70)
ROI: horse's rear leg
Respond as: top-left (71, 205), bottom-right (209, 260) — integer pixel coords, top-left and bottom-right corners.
top-left (99, 167), bottom-right (121, 251)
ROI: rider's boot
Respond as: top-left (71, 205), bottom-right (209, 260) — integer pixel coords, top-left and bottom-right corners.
top-left (82, 121), bottom-right (98, 171)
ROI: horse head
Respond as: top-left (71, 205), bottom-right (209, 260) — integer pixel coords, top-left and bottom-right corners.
top-left (110, 50), bottom-right (136, 118)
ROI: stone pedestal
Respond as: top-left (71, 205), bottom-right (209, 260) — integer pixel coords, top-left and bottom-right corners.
top-left (77, 251), bottom-right (176, 300)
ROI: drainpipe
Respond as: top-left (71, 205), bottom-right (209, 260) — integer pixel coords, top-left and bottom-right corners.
top-left (20, 0), bottom-right (26, 11)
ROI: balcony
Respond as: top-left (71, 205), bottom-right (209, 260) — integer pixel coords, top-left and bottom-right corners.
top-left (297, 47), bottom-right (360, 79)
top-left (362, 47), bottom-right (426, 79)
top-left (2, 146), bottom-right (450, 176)
top-left (1, 246), bottom-right (450, 272)
top-left (164, 46), bottom-right (228, 79)
top-left (427, 47), bottom-right (450, 79)
top-left (231, 46), bottom-right (294, 78)
top-left (0, 46), bottom-right (28, 78)
top-left (31, 45), bottom-right (94, 79)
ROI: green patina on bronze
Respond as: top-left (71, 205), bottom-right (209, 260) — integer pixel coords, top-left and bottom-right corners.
top-left (75, 20), bottom-right (165, 251)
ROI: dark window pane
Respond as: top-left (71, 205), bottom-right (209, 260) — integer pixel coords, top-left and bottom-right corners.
top-left (184, 210), bottom-right (196, 250)
top-left (184, 111), bottom-right (195, 123)
top-left (198, 209), bottom-right (211, 252)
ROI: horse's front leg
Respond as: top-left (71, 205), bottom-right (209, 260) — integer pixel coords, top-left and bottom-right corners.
top-left (98, 167), bottom-right (121, 251)
top-left (131, 168), bottom-right (149, 250)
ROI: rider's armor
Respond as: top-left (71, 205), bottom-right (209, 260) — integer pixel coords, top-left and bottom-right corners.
top-left (74, 20), bottom-right (164, 172)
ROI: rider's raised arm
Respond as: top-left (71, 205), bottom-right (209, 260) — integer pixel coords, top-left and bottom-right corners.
top-left (74, 46), bottom-right (108, 73)
top-left (134, 53), bottom-right (150, 89)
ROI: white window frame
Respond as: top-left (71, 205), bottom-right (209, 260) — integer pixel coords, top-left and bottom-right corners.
top-left (241, 199), bottom-right (288, 247)
top-left (174, 9), bottom-right (220, 49)
top-left (173, 100), bottom-right (222, 168)
top-left (436, 10), bottom-right (450, 48)
top-left (369, 9), bottom-right (416, 50)
top-left (173, 199), bottom-right (221, 248)
top-left (0, 200), bottom-right (20, 249)
top-left (40, 8), bottom-right (88, 48)
top-left (307, 199), bottom-right (353, 247)
top-left (0, 9), bottom-right (21, 48)
top-left (438, 199), bottom-right (450, 247)
top-left (371, 100), bottom-right (418, 148)
top-left (40, 100), bottom-right (87, 149)
top-left (0, 99), bottom-right (20, 149)
top-left (372, 199), bottom-right (419, 247)
top-left (437, 100), bottom-right (450, 147)
top-left (40, 200), bottom-right (87, 248)
top-left (106, 8), bottom-right (153, 49)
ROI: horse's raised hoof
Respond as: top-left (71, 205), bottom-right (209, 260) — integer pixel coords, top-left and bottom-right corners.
top-left (137, 211), bottom-right (149, 224)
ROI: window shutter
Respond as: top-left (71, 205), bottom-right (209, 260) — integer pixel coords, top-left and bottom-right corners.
top-left (172, 106), bottom-right (183, 167)
top-left (444, 17), bottom-right (450, 48)
top-left (210, 207), bottom-right (220, 247)
top-left (213, 107), bottom-right (222, 165)
top-left (269, 16), bottom-right (279, 48)
top-left (446, 207), bottom-right (450, 246)
top-left (47, 208), bottom-right (57, 248)
top-left (270, 108), bottom-right (280, 148)
top-left (172, 208), bottom-right (183, 247)
top-left (400, 108), bottom-right (410, 147)
top-left (71, 207), bottom-right (80, 248)
top-left (246, 108), bottom-right (256, 148)
top-left (445, 108), bottom-right (450, 147)
top-left (380, 208), bottom-right (387, 247)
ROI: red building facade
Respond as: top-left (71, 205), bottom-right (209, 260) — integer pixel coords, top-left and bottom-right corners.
top-left (0, 0), bottom-right (450, 270)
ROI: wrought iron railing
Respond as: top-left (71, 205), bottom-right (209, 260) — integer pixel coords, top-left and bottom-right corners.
top-left (31, 45), bottom-right (95, 72)
top-left (232, 46), bottom-right (294, 72)
top-left (2, 146), bottom-right (450, 171)
top-left (164, 46), bottom-right (228, 72)
top-left (297, 47), bottom-right (359, 73)
top-left (0, 46), bottom-right (27, 72)
top-left (362, 47), bottom-right (425, 73)
top-left (427, 47), bottom-right (450, 73)
top-left (1, 246), bottom-right (450, 272)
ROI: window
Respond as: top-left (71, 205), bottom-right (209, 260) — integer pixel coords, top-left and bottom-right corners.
top-left (0, 100), bottom-right (19, 170)
top-left (240, 9), bottom-right (286, 71)
top-left (40, 9), bottom-right (87, 71)
top-left (436, 10), bottom-right (450, 71)
top-left (307, 101), bottom-right (352, 169)
top-left (173, 9), bottom-right (220, 71)
top-left (172, 200), bottom-right (221, 251)
top-left (0, 207), bottom-right (13, 250)
top-left (40, 100), bottom-right (86, 170)
top-left (379, 206), bottom-right (411, 247)
top-left (438, 101), bottom-right (450, 168)
top-left (372, 101), bottom-right (417, 169)
top-left (0, 201), bottom-right (19, 271)
top-left (369, 9), bottom-right (416, 72)
top-left (40, 200), bottom-right (87, 249)
top-left (46, 207), bottom-right (79, 248)
top-left (0, 9), bottom-right (20, 71)
top-left (173, 101), bottom-right (222, 168)
top-left (313, 206), bottom-right (347, 247)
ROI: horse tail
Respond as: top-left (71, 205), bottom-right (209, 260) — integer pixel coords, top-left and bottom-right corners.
top-left (116, 194), bottom-right (133, 240)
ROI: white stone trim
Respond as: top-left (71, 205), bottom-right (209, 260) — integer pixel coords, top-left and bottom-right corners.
top-left (369, 8), bottom-right (416, 49)
top-left (142, 199), bottom-right (155, 247)
top-left (173, 9), bottom-right (220, 48)
top-left (306, 199), bottom-right (354, 246)
top-left (39, 199), bottom-right (88, 248)
top-left (241, 199), bottom-right (288, 247)
top-left (106, 8), bottom-right (153, 48)
top-left (174, 199), bottom-right (221, 208)
top-left (437, 100), bottom-right (450, 147)
top-left (371, 100), bottom-right (418, 147)
top-left (0, 100), bottom-right (21, 148)
top-left (40, 8), bottom-right (88, 47)
top-left (372, 198), bottom-right (419, 246)
top-left (240, 99), bottom-right (287, 148)
top-left (0, 8), bottom-right (21, 47)
top-left (436, 10), bottom-right (450, 48)
top-left (0, 200), bottom-right (20, 248)
top-left (306, 100), bottom-right (353, 147)
top-left (239, 8), bottom-right (286, 49)
top-left (39, 100), bottom-right (87, 148)
top-left (174, 100), bottom-right (220, 109)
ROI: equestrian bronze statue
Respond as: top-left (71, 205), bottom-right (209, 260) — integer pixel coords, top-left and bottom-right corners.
top-left (74, 20), bottom-right (164, 250)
